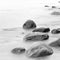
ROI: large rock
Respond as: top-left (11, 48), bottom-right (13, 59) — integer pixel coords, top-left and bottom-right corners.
top-left (24, 33), bottom-right (49, 41)
top-left (11, 47), bottom-right (25, 55)
top-left (32, 27), bottom-right (50, 33)
top-left (51, 28), bottom-right (60, 34)
top-left (25, 44), bottom-right (53, 58)
top-left (23, 20), bottom-right (36, 30)
top-left (49, 39), bottom-right (60, 48)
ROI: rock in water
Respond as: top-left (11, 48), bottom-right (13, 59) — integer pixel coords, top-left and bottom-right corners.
top-left (32, 28), bottom-right (50, 33)
top-left (51, 11), bottom-right (60, 15)
top-left (51, 6), bottom-right (56, 8)
top-left (49, 39), bottom-right (60, 48)
top-left (11, 47), bottom-right (25, 55)
top-left (25, 44), bottom-right (53, 58)
top-left (23, 20), bottom-right (36, 30)
top-left (24, 34), bottom-right (49, 41)
top-left (51, 28), bottom-right (60, 34)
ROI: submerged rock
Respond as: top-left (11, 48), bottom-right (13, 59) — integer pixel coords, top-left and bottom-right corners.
top-left (23, 20), bottom-right (36, 30)
top-left (44, 5), bottom-right (49, 7)
top-left (51, 28), bottom-right (60, 34)
top-left (51, 6), bottom-right (56, 8)
top-left (51, 11), bottom-right (60, 15)
top-left (24, 34), bottom-right (49, 41)
top-left (11, 47), bottom-right (25, 55)
top-left (32, 27), bottom-right (50, 33)
top-left (49, 39), bottom-right (60, 48)
top-left (25, 44), bottom-right (53, 58)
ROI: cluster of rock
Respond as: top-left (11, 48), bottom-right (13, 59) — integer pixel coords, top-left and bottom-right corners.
top-left (11, 20), bottom-right (60, 59)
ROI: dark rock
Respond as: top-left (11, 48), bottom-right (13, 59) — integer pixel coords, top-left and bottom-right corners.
top-left (44, 5), bottom-right (49, 7)
top-left (24, 34), bottom-right (49, 41)
top-left (51, 29), bottom-right (60, 34)
top-left (52, 6), bottom-right (56, 8)
top-left (25, 44), bottom-right (53, 58)
top-left (32, 28), bottom-right (50, 33)
top-left (51, 11), bottom-right (60, 15)
top-left (11, 47), bottom-right (25, 55)
top-left (23, 20), bottom-right (36, 29)
top-left (49, 39), bottom-right (60, 47)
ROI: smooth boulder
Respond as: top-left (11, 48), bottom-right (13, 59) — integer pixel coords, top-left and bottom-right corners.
top-left (49, 39), bottom-right (60, 48)
top-left (32, 27), bottom-right (50, 33)
top-left (23, 20), bottom-right (36, 30)
top-left (25, 44), bottom-right (53, 58)
top-left (24, 33), bottom-right (49, 41)
top-left (11, 47), bottom-right (25, 55)
top-left (51, 28), bottom-right (60, 34)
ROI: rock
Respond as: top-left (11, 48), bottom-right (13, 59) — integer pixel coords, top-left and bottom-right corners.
top-left (51, 11), bottom-right (60, 15)
top-left (25, 44), bottom-right (53, 58)
top-left (11, 47), bottom-right (25, 55)
top-left (49, 39), bottom-right (60, 48)
top-left (44, 5), bottom-right (49, 7)
top-left (24, 34), bottom-right (49, 41)
top-left (23, 20), bottom-right (36, 30)
top-left (51, 28), bottom-right (60, 34)
top-left (32, 28), bottom-right (50, 33)
top-left (52, 6), bottom-right (56, 8)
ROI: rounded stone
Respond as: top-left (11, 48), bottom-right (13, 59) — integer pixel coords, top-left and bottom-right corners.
top-left (49, 39), bottom-right (60, 48)
top-left (51, 29), bottom-right (60, 34)
top-left (32, 28), bottom-right (50, 33)
top-left (23, 20), bottom-right (36, 30)
top-left (25, 44), bottom-right (53, 58)
top-left (24, 34), bottom-right (49, 41)
top-left (11, 47), bottom-right (25, 55)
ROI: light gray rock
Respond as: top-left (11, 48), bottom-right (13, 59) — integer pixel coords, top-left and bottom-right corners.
top-left (25, 44), bottom-right (53, 58)
top-left (49, 39), bottom-right (60, 48)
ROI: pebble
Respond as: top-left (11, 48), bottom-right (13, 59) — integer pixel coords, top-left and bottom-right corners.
top-left (23, 20), bottom-right (36, 30)
top-left (25, 44), bottom-right (53, 58)
top-left (51, 28), bottom-right (60, 34)
top-left (32, 27), bottom-right (50, 33)
top-left (24, 34), bottom-right (49, 41)
top-left (51, 6), bottom-right (56, 8)
top-left (51, 11), bottom-right (60, 15)
top-left (44, 5), bottom-right (49, 7)
top-left (49, 39), bottom-right (60, 48)
top-left (11, 47), bottom-right (26, 55)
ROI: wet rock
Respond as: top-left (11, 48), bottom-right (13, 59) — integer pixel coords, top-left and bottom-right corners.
top-left (51, 28), bottom-right (60, 34)
top-left (44, 5), bottom-right (49, 7)
top-left (24, 34), bottom-right (49, 41)
top-left (11, 47), bottom-right (25, 55)
top-left (51, 6), bottom-right (56, 8)
top-left (25, 44), bottom-right (53, 58)
top-left (51, 11), bottom-right (60, 15)
top-left (32, 28), bottom-right (50, 33)
top-left (49, 39), bottom-right (60, 48)
top-left (23, 20), bottom-right (36, 30)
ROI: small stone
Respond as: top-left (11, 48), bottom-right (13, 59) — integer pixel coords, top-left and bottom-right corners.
top-left (52, 6), bottom-right (56, 8)
top-left (11, 47), bottom-right (25, 55)
top-left (25, 44), bottom-right (53, 58)
top-left (49, 39), bottom-right (60, 48)
top-left (24, 34), bottom-right (49, 41)
top-left (51, 11), bottom-right (60, 15)
top-left (23, 20), bottom-right (36, 30)
top-left (51, 29), bottom-right (60, 34)
top-left (32, 28), bottom-right (50, 33)
top-left (44, 5), bottom-right (49, 7)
